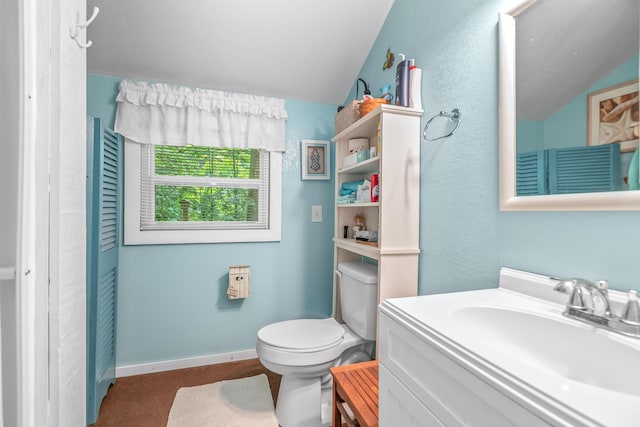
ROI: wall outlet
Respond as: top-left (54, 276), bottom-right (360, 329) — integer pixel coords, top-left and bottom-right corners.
top-left (312, 205), bottom-right (322, 222)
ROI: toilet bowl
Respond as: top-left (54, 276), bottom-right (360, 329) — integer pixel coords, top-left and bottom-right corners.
top-left (257, 318), bottom-right (372, 427)
top-left (256, 261), bottom-right (378, 427)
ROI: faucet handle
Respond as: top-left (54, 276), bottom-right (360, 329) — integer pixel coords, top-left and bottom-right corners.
top-left (621, 290), bottom-right (640, 326)
top-left (596, 280), bottom-right (609, 294)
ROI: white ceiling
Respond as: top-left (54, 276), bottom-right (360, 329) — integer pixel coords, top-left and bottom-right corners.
top-left (86, 0), bottom-right (395, 105)
top-left (516, 0), bottom-right (639, 121)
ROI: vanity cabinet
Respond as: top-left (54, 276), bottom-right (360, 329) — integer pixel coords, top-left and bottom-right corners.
top-left (376, 267), bottom-right (640, 426)
top-left (331, 104), bottom-right (422, 325)
top-left (378, 307), bottom-right (549, 427)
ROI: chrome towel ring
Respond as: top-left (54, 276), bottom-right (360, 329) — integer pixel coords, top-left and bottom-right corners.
top-left (422, 108), bottom-right (462, 141)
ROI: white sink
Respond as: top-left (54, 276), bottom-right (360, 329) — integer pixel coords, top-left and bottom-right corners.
top-left (452, 305), bottom-right (640, 396)
top-left (381, 267), bottom-right (640, 426)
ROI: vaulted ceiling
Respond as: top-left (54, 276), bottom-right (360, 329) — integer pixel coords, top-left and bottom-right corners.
top-left (86, 0), bottom-right (638, 116)
top-left (86, 0), bottom-right (395, 105)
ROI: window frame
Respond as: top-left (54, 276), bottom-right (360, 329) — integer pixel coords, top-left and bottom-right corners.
top-left (123, 140), bottom-right (282, 245)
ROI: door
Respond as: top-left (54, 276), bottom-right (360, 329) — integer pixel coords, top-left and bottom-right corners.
top-left (86, 116), bottom-right (121, 424)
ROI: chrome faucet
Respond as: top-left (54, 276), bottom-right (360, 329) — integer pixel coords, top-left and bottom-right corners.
top-left (553, 278), bottom-right (610, 317)
top-left (554, 277), bottom-right (640, 338)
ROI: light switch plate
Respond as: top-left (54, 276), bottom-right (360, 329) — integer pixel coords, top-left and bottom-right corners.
top-left (312, 205), bottom-right (322, 222)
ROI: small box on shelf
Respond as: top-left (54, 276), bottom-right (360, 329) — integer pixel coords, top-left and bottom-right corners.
top-left (342, 152), bottom-right (358, 168)
top-left (342, 149), bottom-right (370, 169)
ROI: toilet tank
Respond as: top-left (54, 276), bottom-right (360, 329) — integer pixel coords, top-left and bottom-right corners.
top-left (337, 261), bottom-right (378, 341)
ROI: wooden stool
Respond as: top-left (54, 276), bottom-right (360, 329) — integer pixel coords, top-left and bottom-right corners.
top-left (330, 360), bottom-right (378, 427)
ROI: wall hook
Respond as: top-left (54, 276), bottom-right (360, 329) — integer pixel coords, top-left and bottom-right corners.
top-left (70, 6), bottom-right (99, 48)
top-left (422, 108), bottom-right (462, 141)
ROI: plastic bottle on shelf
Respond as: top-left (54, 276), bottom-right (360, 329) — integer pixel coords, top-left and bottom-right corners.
top-left (394, 53), bottom-right (410, 107)
top-left (371, 173), bottom-right (379, 202)
top-left (409, 59), bottom-right (422, 109)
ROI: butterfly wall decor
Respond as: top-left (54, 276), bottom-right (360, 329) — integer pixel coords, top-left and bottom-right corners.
top-left (383, 48), bottom-right (395, 70)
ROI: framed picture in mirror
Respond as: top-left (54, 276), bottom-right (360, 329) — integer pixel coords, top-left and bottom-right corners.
top-left (587, 80), bottom-right (639, 153)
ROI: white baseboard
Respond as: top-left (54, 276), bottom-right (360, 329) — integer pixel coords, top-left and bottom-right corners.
top-left (115, 349), bottom-right (259, 378)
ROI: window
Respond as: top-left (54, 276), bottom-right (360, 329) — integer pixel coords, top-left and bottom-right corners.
top-left (124, 140), bottom-right (282, 244)
top-left (115, 80), bottom-right (287, 244)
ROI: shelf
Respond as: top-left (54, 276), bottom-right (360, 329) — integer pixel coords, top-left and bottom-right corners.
top-left (336, 202), bottom-right (379, 208)
top-left (332, 104), bottom-right (421, 329)
top-left (334, 238), bottom-right (380, 259)
top-left (332, 104), bottom-right (423, 142)
top-left (337, 157), bottom-right (379, 175)
top-left (0, 267), bottom-right (16, 281)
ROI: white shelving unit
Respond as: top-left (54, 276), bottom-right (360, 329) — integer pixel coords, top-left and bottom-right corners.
top-left (331, 104), bottom-right (422, 324)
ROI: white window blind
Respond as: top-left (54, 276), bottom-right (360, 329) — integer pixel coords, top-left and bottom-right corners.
top-left (139, 145), bottom-right (270, 231)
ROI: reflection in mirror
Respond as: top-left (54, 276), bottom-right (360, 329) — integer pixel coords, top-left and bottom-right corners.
top-left (499, 0), bottom-right (640, 210)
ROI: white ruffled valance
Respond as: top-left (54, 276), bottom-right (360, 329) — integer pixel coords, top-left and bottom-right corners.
top-left (114, 79), bottom-right (288, 152)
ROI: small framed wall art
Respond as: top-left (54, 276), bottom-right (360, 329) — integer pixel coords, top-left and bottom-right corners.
top-left (301, 140), bottom-right (330, 180)
top-left (587, 80), bottom-right (639, 153)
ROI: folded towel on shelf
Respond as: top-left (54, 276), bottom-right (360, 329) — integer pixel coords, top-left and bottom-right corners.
top-left (339, 180), bottom-right (365, 196)
top-left (337, 194), bottom-right (357, 204)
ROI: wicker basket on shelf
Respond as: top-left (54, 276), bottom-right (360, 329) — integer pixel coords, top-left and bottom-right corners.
top-left (335, 100), bottom-right (361, 134)
top-left (359, 97), bottom-right (389, 117)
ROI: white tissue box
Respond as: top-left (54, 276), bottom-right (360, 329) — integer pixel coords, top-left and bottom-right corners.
top-left (343, 152), bottom-right (358, 168)
top-left (343, 150), bottom-right (370, 169)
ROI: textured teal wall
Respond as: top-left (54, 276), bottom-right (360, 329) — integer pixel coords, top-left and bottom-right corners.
top-left (516, 120), bottom-right (543, 153)
top-left (88, 74), bottom-right (337, 366)
top-left (349, 0), bottom-right (640, 293)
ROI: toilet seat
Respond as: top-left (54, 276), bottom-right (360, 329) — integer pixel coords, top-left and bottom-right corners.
top-left (258, 318), bottom-right (344, 352)
top-left (256, 318), bottom-right (363, 368)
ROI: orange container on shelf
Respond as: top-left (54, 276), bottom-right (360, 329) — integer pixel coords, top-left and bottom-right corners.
top-left (359, 97), bottom-right (389, 117)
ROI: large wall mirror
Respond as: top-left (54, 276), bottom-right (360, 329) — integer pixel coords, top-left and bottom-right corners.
top-left (499, 0), bottom-right (640, 210)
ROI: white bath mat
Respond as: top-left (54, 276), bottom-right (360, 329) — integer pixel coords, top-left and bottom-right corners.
top-left (167, 374), bottom-right (278, 427)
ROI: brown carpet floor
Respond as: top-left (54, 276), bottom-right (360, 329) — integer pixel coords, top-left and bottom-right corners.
top-left (92, 358), bottom-right (281, 427)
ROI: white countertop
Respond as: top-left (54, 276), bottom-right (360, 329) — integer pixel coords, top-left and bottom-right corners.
top-left (380, 267), bottom-right (640, 427)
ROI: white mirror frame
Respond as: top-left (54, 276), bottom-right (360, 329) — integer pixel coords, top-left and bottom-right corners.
top-left (499, 2), bottom-right (640, 211)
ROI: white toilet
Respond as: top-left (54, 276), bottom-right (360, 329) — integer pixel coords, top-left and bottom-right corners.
top-left (256, 261), bottom-right (378, 427)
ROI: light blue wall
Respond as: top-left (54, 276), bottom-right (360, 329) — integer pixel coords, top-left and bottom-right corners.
top-left (516, 120), bottom-right (543, 153)
top-left (349, 0), bottom-right (640, 293)
top-left (88, 74), bottom-right (338, 366)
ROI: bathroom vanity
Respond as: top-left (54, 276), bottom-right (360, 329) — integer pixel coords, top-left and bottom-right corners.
top-left (378, 268), bottom-right (640, 426)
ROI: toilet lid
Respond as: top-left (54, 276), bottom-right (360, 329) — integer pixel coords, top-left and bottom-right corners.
top-left (258, 318), bottom-right (344, 350)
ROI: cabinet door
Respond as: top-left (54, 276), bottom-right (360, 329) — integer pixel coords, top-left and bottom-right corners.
top-left (86, 117), bottom-right (120, 424)
top-left (379, 310), bottom-right (551, 427)
top-left (379, 364), bottom-right (445, 427)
